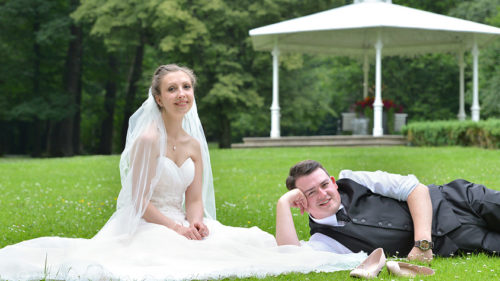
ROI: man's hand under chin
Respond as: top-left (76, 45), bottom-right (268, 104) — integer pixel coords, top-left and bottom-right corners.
top-left (281, 189), bottom-right (309, 215)
top-left (275, 189), bottom-right (309, 246)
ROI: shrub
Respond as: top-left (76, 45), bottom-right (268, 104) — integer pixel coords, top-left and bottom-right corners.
top-left (402, 119), bottom-right (500, 148)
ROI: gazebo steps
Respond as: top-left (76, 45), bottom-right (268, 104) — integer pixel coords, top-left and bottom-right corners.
top-left (232, 135), bottom-right (407, 148)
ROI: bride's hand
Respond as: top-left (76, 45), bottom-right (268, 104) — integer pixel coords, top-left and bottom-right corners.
top-left (192, 221), bottom-right (209, 238)
top-left (173, 224), bottom-right (203, 240)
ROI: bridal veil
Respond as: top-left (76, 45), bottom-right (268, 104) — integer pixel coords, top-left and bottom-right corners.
top-left (97, 89), bottom-right (216, 239)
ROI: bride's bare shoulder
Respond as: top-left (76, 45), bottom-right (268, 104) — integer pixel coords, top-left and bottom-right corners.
top-left (139, 123), bottom-right (160, 141)
top-left (134, 122), bottom-right (161, 152)
top-left (186, 136), bottom-right (201, 158)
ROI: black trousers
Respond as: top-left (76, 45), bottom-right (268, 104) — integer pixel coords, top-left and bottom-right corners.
top-left (441, 180), bottom-right (500, 254)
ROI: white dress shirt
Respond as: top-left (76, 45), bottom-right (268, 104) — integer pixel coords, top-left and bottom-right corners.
top-left (301, 170), bottom-right (419, 253)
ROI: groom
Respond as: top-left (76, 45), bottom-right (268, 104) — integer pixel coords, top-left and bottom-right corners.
top-left (276, 160), bottom-right (500, 262)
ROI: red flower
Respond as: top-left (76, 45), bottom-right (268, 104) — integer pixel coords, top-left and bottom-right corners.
top-left (353, 97), bottom-right (403, 113)
top-left (383, 99), bottom-right (395, 108)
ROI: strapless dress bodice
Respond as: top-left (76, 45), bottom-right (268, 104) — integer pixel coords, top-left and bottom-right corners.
top-left (149, 157), bottom-right (194, 222)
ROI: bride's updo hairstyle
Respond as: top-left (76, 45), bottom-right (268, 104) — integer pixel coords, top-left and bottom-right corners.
top-left (151, 64), bottom-right (197, 108)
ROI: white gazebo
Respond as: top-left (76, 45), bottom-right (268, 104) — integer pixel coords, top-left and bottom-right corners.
top-left (249, 0), bottom-right (500, 137)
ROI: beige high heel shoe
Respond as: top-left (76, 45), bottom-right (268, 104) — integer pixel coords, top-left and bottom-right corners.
top-left (386, 261), bottom-right (435, 277)
top-left (349, 248), bottom-right (386, 279)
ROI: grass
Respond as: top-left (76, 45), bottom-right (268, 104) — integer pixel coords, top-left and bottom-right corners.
top-left (1, 146), bottom-right (499, 280)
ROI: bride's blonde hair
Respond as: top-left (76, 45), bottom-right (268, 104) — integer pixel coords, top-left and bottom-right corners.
top-left (151, 64), bottom-right (197, 98)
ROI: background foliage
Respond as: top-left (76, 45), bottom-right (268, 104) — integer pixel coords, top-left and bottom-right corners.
top-left (403, 118), bottom-right (500, 148)
top-left (0, 0), bottom-right (499, 156)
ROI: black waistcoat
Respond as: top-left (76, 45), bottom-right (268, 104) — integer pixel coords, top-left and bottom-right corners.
top-left (309, 178), bottom-right (462, 256)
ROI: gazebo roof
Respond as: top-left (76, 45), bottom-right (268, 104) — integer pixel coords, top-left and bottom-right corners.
top-left (249, 1), bottom-right (500, 57)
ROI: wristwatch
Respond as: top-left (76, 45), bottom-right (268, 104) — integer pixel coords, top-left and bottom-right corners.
top-left (414, 240), bottom-right (434, 251)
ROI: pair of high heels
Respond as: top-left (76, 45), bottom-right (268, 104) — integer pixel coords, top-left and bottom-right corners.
top-left (349, 248), bottom-right (435, 279)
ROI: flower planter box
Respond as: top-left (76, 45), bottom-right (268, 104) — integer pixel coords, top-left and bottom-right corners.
top-left (394, 113), bottom-right (408, 132)
top-left (342, 112), bottom-right (408, 134)
top-left (341, 112), bottom-right (356, 132)
top-left (352, 118), bottom-right (369, 135)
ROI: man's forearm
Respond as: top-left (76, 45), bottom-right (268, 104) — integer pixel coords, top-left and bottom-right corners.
top-left (276, 198), bottom-right (300, 246)
top-left (406, 183), bottom-right (434, 262)
top-left (407, 183), bottom-right (433, 241)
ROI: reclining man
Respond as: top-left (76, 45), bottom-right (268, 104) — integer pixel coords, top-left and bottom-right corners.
top-left (276, 160), bottom-right (500, 262)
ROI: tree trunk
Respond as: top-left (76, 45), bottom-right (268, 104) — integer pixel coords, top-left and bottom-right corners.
top-left (218, 108), bottom-right (232, 148)
top-left (120, 34), bottom-right (145, 150)
top-left (47, 0), bottom-right (82, 157)
top-left (20, 122), bottom-right (29, 155)
top-left (31, 8), bottom-right (42, 157)
top-left (68, 21), bottom-right (83, 155)
top-left (98, 54), bottom-right (118, 154)
top-left (71, 22), bottom-right (83, 155)
top-left (72, 73), bottom-right (82, 155)
top-left (0, 121), bottom-right (5, 156)
top-left (30, 120), bottom-right (43, 157)
top-left (48, 22), bottom-right (82, 157)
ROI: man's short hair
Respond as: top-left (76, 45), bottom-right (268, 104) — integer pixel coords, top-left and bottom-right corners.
top-left (286, 160), bottom-right (330, 190)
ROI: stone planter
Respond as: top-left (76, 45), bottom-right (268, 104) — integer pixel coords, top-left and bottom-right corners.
top-left (352, 117), bottom-right (369, 135)
top-left (394, 113), bottom-right (408, 132)
top-left (341, 112), bottom-right (356, 132)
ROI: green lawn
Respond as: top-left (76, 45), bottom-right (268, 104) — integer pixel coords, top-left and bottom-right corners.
top-left (1, 146), bottom-right (499, 280)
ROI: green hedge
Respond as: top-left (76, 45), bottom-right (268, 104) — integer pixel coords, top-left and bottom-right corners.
top-left (402, 119), bottom-right (500, 148)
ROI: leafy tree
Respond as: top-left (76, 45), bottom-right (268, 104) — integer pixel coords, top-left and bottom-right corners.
top-left (395, 0), bottom-right (459, 14)
top-left (449, 0), bottom-right (500, 119)
top-left (73, 0), bottom-right (147, 151)
top-left (73, 0), bottom-right (209, 150)
top-left (48, 0), bottom-right (83, 156)
top-left (185, 0), bottom-right (265, 147)
top-left (482, 6), bottom-right (500, 118)
top-left (279, 55), bottom-right (341, 136)
top-left (187, 0), bottom-right (347, 146)
top-left (270, 0), bottom-right (497, 131)
top-left (0, 0), bottom-right (79, 156)
top-left (382, 54), bottom-right (459, 121)
top-left (3, 0), bottom-right (495, 155)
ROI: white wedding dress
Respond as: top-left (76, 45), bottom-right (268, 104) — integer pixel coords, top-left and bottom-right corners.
top-left (0, 156), bottom-right (365, 281)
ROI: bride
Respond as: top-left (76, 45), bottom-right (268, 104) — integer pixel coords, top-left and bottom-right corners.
top-left (0, 64), bottom-right (365, 280)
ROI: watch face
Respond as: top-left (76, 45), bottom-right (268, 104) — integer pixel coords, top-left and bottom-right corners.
top-left (416, 240), bottom-right (432, 250)
top-left (420, 240), bottom-right (430, 249)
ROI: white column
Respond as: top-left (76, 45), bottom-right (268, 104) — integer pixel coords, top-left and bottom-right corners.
top-left (270, 43), bottom-right (281, 138)
top-left (471, 42), bottom-right (480, 121)
top-left (457, 51), bottom-right (466, 121)
top-left (373, 36), bottom-right (383, 136)
top-left (363, 53), bottom-right (369, 99)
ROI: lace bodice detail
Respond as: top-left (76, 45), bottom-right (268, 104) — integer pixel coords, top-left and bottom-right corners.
top-left (149, 157), bottom-right (195, 222)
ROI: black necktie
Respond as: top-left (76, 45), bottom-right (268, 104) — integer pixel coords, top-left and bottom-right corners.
top-left (336, 209), bottom-right (350, 222)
